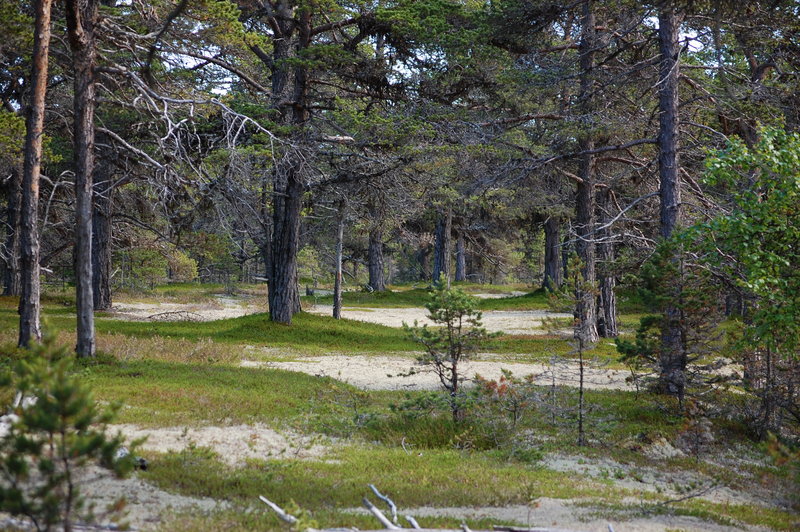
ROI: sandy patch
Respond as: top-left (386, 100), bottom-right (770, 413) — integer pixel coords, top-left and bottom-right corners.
top-left (111, 423), bottom-right (331, 466)
top-left (0, 465), bottom-right (224, 531)
top-left (108, 296), bottom-right (263, 322)
top-left (307, 305), bottom-right (571, 334)
top-left (243, 355), bottom-right (633, 391)
top-left (347, 498), bottom-right (770, 532)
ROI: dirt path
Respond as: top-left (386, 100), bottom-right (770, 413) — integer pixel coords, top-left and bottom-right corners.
top-left (243, 355), bottom-right (633, 391)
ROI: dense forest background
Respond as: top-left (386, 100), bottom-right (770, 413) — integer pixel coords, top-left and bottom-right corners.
top-left (1, 0), bottom-right (799, 433)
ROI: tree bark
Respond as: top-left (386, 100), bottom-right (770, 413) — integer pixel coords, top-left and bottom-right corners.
top-left (267, 4), bottom-right (307, 324)
top-left (66, 0), bottom-right (100, 357)
top-left (367, 227), bottom-right (386, 292)
top-left (455, 230), bottom-right (466, 282)
top-left (657, 5), bottom-right (685, 398)
top-left (574, 1), bottom-right (599, 344)
top-left (432, 208), bottom-right (452, 286)
top-left (3, 165), bottom-right (22, 296)
top-left (18, 0), bottom-right (53, 347)
top-left (92, 154), bottom-right (112, 310)
top-left (597, 189), bottom-right (618, 338)
top-left (542, 216), bottom-right (562, 291)
top-left (333, 201), bottom-right (344, 319)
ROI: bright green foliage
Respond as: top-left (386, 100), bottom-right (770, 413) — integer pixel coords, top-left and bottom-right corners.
top-left (0, 336), bottom-right (135, 531)
top-left (403, 281), bottom-right (498, 420)
top-left (701, 127), bottom-right (800, 358)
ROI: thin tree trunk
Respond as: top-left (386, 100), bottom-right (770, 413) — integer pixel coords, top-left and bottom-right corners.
top-left (542, 216), bottom-right (562, 291)
top-left (657, 4), bottom-right (685, 398)
top-left (18, 0), bottom-right (53, 347)
top-left (597, 189), bottom-right (618, 337)
top-left (92, 155), bottom-right (112, 310)
top-left (574, 1), bottom-right (599, 345)
top-left (3, 165), bottom-right (22, 296)
top-left (333, 201), bottom-right (344, 319)
top-left (455, 230), bottom-right (466, 282)
top-left (367, 227), bottom-right (386, 292)
top-left (67, 0), bottom-right (100, 357)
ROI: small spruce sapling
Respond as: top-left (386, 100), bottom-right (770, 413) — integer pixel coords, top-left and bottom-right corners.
top-left (0, 336), bottom-right (136, 532)
top-left (403, 281), bottom-right (498, 421)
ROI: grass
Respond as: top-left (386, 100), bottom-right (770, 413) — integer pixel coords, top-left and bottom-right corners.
top-left (84, 359), bottom-right (350, 427)
top-left (4, 286), bottom-right (797, 531)
top-left (145, 444), bottom-right (624, 509)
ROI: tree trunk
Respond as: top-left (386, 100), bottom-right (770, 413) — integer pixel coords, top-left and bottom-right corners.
top-left (432, 208), bottom-right (452, 286)
top-left (542, 216), bottom-right (562, 291)
top-left (92, 155), bottom-right (113, 310)
top-left (574, 1), bottom-right (599, 345)
top-left (597, 189), bottom-right (618, 338)
top-left (417, 244), bottom-right (431, 281)
top-left (333, 201), bottom-right (344, 319)
top-left (367, 227), bottom-right (386, 292)
top-left (18, 0), bottom-right (53, 347)
top-left (67, 0), bottom-right (100, 357)
top-left (657, 5), bottom-right (685, 398)
top-left (267, 6), bottom-right (307, 324)
top-left (3, 165), bottom-right (21, 296)
top-left (455, 230), bottom-right (466, 282)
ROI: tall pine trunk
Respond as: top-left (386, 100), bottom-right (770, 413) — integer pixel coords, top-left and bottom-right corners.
top-left (18, 0), bottom-right (53, 347)
top-left (455, 230), bottom-right (466, 282)
top-left (597, 188), bottom-right (618, 337)
top-left (3, 165), bottom-right (21, 296)
top-left (333, 201), bottom-right (344, 319)
top-left (657, 5), bottom-right (685, 398)
top-left (574, 1), bottom-right (599, 344)
top-left (267, 6), bottom-right (308, 324)
top-left (432, 208), bottom-right (452, 286)
top-left (92, 154), bottom-right (112, 310)
top-left (367, 227), bottom-right (386, 292)
top-left (542, 216), bottom-right (562, 291)
top-left (67, 0), bottom-right (100, 357)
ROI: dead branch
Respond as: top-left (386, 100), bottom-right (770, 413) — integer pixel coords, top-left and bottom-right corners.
top-left (258, 495), bottom-right (298, 524)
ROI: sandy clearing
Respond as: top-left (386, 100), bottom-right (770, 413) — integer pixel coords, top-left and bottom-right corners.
top-left (307, 305), bottom-right (571, 334)
top-left (108, 296), bottom-right (264, 322)
top-left (111, 423), bottom-right (332, 466)
top-left (243, 355), bottom-right (634, 391)
top-left (0, 465), bottom-right (225, 531)
top-left (346, 498), bottom-right (771, 532)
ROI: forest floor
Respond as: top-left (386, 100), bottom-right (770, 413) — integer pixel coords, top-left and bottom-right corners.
top-left (1, 286), bottom-right (797, 531)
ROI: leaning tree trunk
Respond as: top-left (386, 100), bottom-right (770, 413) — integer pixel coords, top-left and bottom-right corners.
top-left (18, 0), bottom-right (53, 348)
top-left (542, 216), bottom-right (562, 291)
top-left (432, 208), bottom-right (452, 286)
top-left (455, 230), bottom-right (466, 282)
top-left (67, 0), bottom-right (100, 357)
top-left (3, 165), bottom-right (22, 296)
top-left (574, 1), bottom-right (599, 345)
top-left (657, 5), bottom-right (685, 399)
top-left (597, 189), bottom-right (618, 338)
top-left (92, 155), bottom-right (113, 310)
